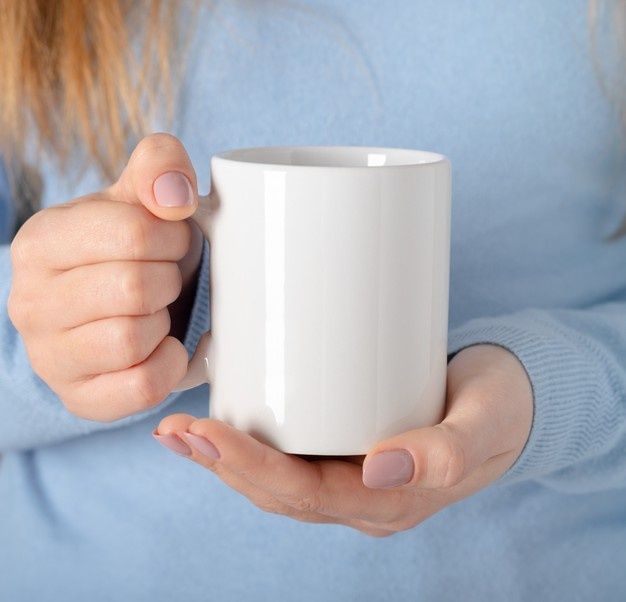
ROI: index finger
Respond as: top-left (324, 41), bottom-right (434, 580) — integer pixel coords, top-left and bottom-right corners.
top-left (20, 197), bottom-right (191, 271)
top-left (174, 417), bottom-right (411, 525)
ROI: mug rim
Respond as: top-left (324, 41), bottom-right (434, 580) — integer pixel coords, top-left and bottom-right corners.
top-left (212, 145), bottom-right (448, 170)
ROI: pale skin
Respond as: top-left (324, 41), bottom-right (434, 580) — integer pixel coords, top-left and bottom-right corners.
top-left (8, 134), bottom-right (534, 538)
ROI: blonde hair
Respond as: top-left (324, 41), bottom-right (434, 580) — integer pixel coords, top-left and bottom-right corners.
top-left (0, 2), bottom-right (625, 209)
top-left (0, 0), bottom-right (182, 184)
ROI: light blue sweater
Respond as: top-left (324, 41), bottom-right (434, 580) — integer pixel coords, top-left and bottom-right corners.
top-left (2, 1), bottom-right (626, 600)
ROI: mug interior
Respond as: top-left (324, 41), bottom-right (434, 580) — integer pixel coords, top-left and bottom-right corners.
top-left (215, 146), bottom-right (445, 168)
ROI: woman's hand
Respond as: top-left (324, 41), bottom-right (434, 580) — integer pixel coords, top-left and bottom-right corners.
top-left (8, 133), bottom-right (204, 422)
top-left (154, 344), bottom-right (533, 537)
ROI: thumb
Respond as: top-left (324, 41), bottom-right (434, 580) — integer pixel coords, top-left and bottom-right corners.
top-left (108, 132), bottom-right (199, 221)
top-left (361, 422), bottom-right (479, 491)
top-left (362, 394), bottom-right (499, 491)
top-left (361, 346), bottom-right (530, 491)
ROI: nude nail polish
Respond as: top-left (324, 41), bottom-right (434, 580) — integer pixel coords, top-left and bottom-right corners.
top-left (152, 430), bottom-right (192, 457)
top-left (362, 450), bottom-right (414, 489)
top-left (181, 432), bottom-right (221, 460)
top-left (153, 171), bottom-right (194, 207)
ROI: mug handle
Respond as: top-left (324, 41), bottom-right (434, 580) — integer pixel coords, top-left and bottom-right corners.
top-left (171, 191), bottom-right (215, 392)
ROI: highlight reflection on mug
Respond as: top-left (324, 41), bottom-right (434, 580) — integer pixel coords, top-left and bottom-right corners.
top-left (264, 170), bottom-right (287, 426)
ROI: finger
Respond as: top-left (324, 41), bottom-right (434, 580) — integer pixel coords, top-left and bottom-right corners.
top-left (153, 415), bottom-right (338, 523)
top-left (155, 415), bottom-right (396, 537)
top-left (154, 414), bottom-right (342, 523)
top-left (362, 348), bottom-right (528, 491)
top-left (50, 260), bottom-right (182, 328)
top-left (373, 450), bottom-right (522, 534)
top-left (17, 199), bottom-right (192, 271)
top-left (63, 335), bottom-right (188, 422)
top-left (361, 423), bottom-right (473, 491)
top-left (109, 132), bottom-right (199, 221)
top-left (55, 309), bottom-right (171, 380)
top-left (167, 417), bottom-right (409, 524)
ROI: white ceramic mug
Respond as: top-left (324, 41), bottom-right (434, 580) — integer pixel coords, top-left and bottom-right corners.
top-left (174, 146), bottom-right (451, 455)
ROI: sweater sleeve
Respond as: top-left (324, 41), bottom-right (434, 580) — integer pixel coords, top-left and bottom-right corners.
top-left (447, 300), bottom-right (626, 493)
top-left (0, 166), bottom-right (211, 452)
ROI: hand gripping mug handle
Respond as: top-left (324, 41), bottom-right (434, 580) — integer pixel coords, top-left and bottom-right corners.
top-left (172, 191), bottom-right (215, 392)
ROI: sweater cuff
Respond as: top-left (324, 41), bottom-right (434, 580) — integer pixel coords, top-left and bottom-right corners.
top-left (447, 312), bottom-right (615, 485)
top-left (181, 237), bottom-right (210, 359)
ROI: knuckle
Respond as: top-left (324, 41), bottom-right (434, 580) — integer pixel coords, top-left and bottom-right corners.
top-left (12, 203), bottom-right (91, 269)
top-left (112, 318), bottom-right (145, 366)
top-left (10, 224), bottom-right (36, 268)
top-left (436, 425), bottom-right (467, 488)
top-left (129, 366), bottom-right (164, 409)
top-left (120, 264), bottom-right (153, 314)
top-left (8, 285), bottom-right (41, 331)
top-left (443, 449), bottom-right (466, 488)
top-left (289, 494), bottom-right (321, 514)
top-left (9, 235), bottom-right (25, 268)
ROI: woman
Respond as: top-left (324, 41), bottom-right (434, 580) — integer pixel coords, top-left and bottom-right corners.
top-left (1, 1), bottom-right (625, 600)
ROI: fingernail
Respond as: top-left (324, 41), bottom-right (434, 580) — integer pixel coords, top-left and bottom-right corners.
top-left (362, 450), bottom-right (414, 489)
top-left (152, 430), bottom-right (192, 456)
top-left (153, 171), bottom-right (194, 207)
top-left (181, 432), bottom-right (221, 460)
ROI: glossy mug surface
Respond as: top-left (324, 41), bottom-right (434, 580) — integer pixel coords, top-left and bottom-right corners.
top-left (174, 146), bottom-right (451, 455)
